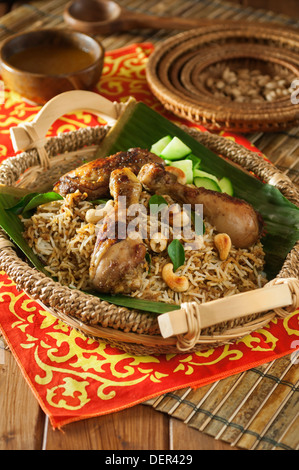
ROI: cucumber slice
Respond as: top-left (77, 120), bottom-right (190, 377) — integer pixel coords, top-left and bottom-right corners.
top-left (218, 177), bottom-right (234, 196)
top-left (194, 177), bottom-right (221, 192)
top-left (150, 135), bottom-right (172, 156)
top-left (193, 169), bottom-right (219, 184)
top-left (170, 159), bottom-right (193, 184)
top-left (160, 136), bottom-right (192, 161)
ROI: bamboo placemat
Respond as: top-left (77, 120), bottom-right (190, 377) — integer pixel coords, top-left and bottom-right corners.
top-left (146, 353), bottom-right (299, 450)
top-left (0, 0), bottom-right (298, 451)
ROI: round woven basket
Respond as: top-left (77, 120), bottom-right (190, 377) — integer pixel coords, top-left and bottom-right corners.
top-left (0, 91), bottom-right (298, 356)
top-left (146, 23), bottom-right (299, 133)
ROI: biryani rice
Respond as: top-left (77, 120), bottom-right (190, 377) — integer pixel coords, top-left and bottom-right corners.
top-left (22, 190), bottom-right (267, 304)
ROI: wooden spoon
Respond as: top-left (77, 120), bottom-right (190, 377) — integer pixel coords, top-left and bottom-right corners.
top-left (63, 0), bottom-right (225, 35)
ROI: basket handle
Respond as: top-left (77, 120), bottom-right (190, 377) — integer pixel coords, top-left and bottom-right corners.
top-left (158, 278), bottom-right (299, 350)
top-left (9, 90), bottom-right (120, 153)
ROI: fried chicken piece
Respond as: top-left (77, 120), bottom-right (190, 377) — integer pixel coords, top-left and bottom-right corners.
top-left (138, 162), bottom-right (263, 249)
top-left (89, 167), bottom-right (146, 294)
top-left (53, 148), bottom-right (164, 200)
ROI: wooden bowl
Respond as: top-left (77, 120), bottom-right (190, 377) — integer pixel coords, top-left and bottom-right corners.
top-left (0, 28), bottom-right (104, 104)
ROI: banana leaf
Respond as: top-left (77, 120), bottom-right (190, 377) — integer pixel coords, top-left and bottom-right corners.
top-left (0, 102), bottom-right (298, 315)
top-left (0, 192), bottom-right (49, 275)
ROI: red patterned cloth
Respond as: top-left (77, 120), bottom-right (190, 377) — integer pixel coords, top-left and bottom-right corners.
top-left (0, 43), bottom-right (298, 429)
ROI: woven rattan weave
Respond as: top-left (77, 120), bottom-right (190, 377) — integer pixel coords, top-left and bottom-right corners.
top-left (146, 23), bottom-right (299, 133)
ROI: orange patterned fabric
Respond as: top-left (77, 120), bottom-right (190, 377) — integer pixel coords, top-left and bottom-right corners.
top-left (0, 43), bottom-right (298, 429)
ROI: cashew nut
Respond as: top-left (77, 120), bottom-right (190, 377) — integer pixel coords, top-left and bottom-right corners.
top-left (169, 204), bottom-right (190, 228)
top-left (150, 232), bottom-right (168, 252)
top-left (214, 233), bottom-right (232, 261)
top-left (162, 263), bottom-right (189, 292)
top-left (165, 166), bottom-right (187, 184)
top-left (85, 200), bottom-right (114, 224)
top-left (85, 209), bottom-right (100, 224)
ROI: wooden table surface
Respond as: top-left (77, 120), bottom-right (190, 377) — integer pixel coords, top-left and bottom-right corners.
top-left (0, 0), bottom-right (298, 451)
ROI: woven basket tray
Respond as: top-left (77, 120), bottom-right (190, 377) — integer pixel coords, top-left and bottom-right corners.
top-left (146, 23), bottom-right (299, 133)
top-left (0, 90), bottom-right (298, 356)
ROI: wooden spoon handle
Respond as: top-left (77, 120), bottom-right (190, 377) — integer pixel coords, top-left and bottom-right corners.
top-left (121, 11), bottom-right (218, 31)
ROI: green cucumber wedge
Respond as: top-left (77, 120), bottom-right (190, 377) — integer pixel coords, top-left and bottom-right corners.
top-left (193, 169), bottom-right (219, 184)
top-left (160, 136), bottom-right (192, 161)
top-left (194, 177), bottom-right (221, 192)
top-left (170, 159), bottom-right (193, 184)
top-left (150, 135), bottom-right (172, 155)
top-left (218, 176), bottom-right (234, 196)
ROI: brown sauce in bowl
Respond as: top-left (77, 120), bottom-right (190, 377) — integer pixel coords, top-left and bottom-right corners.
top-left (8, 45), bottom-right (96, 75)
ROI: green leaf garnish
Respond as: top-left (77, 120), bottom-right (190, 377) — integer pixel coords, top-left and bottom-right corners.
top-left (6, 191), bottom-right (63, 218)
top-left (167, 239), bottom-right (185, 272)
top-left (6, 192), bottom-right (39, 215)
top-left (86, 291), bottom-right (179, 314)
top-left (22, 192), bottom-right (63, 212)
top-left (148, 194), bottom-right (168, 214)
top-left (91, 198), bottom-right (109, 205)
